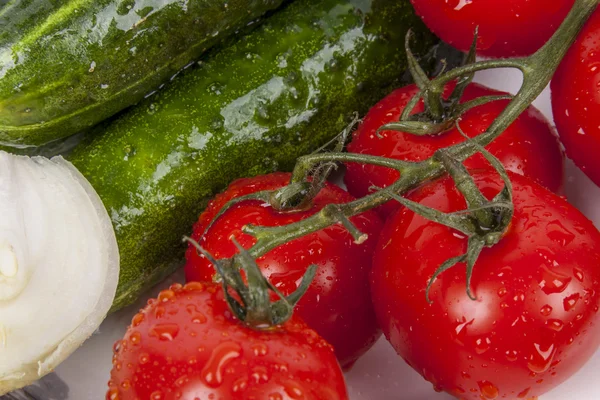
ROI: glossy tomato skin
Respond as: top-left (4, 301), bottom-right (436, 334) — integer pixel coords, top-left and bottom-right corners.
top-left (345, 82), bottom-right (564, 217)
top-left (410, 0), bottom-right (574, 58)
top-left (552, 9), bottom-right (600, 188)
top-left (184, 173), bottom-right (383, 369)
top-left (371, 171), bottom-right (600, 400)
top-left (107, 282), bottom-right (349, 400)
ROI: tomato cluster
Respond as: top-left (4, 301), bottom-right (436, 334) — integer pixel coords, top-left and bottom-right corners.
top-left (106, 2), bottom-right (600, 400)
top-left (184, 173), bottom-right (383, 370)
top-left (345, 82), bottom-right (564, 217)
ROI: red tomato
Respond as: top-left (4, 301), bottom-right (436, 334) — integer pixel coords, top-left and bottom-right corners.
top-left (107, 282), bottom-right (349, 400)
top-left (184, 172), bottom-right (383, 369)
top-left (552, 9), bottom-right (600, 188)
top-left (371, 170), bottom-right (600, 400)
top-left (410, 0), bottom-right (574, 58)
top-left (345, 82), bottom-right (564, 217)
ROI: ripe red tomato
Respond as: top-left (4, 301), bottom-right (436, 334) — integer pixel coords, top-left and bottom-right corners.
top-left (371, 170), bottom-right (600, 400)
top-left (184, 172), bottom-right (383, 369)
top-left (552, 9), bottom-right (600, 188)
top-left (107, 282), bottom-right (349, 400)
top-left (410, 0), bottom-right (574, 58)
top-left (345, 82), bottom-right (564, 217)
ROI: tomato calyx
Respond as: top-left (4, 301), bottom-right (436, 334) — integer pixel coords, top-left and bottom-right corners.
top-left (185, 236), bottom-right (316, 330)
top-left (200, 115), bottom-right (360, 232)
top-left (375, 131), bottom-right (514, 301)
top-left (387, 30), bottom-right (512, 137)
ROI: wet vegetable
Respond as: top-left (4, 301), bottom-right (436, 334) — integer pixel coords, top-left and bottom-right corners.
top-left (0, 0), bottom-right (284, 147)
top-left (371, 170), bottom-right (600, 400)
top-left (69, 0), bottom-right (449, 310)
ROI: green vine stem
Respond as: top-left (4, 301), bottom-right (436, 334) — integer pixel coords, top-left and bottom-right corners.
top-left (244, 0), bottom-right (598, 259)
top-left (193, 0), bottom-right (599, 327)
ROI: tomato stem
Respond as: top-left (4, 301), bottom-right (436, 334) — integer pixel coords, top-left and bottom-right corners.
top-left (203, 0), bottom-right (599, 314)
top-left (246, 0), bottom-right (595, 253)
top-left (185, 236), bottom-right (316, 328)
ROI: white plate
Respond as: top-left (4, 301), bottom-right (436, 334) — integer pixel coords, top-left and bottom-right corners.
top-left (15, 68), bottom-right (600, 400)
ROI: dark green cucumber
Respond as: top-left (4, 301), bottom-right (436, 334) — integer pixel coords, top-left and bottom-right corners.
top-left (70, 0), bottom-right (453, 311)
top-left (0, 0), bottom-right (284, 147)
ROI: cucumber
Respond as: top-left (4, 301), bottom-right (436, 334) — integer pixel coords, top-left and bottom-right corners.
top-left (0, 0), bottom-right (284, 147)
top-left (70, 0), bottom-right (456, 311)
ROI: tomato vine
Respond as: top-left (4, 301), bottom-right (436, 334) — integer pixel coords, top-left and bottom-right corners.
top-left (190, 0), bottom-right (600, 328)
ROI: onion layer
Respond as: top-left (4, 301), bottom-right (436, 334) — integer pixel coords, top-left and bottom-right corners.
top-left (0, 151), bottom-right (119, 394)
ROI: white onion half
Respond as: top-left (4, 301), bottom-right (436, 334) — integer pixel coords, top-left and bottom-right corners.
top-left (0, 151), bottom-right (119, 394)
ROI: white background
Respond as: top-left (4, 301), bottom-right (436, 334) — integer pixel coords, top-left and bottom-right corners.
top-left (54, 68), bottom-right (600, 399)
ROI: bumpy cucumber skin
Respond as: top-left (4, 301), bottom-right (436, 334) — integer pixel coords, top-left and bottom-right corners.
top-left (0, 0), bottom-right (283, 146)
top-left (70, 0), bottom-right (443, 311)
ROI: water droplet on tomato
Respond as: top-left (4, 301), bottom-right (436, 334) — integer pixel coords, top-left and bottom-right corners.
top-left (175, 375), bottom-right (188, 388)
top-left (191, 314), bottom-right (207, 324)
top-left (251, 366), bottom-right (270, 384)
top-left (232, 377), bottom-right (248, 393)
top-left (129, 331), bottom-right (141, 345)
top-left (271, 269), bottom-right (305, 293)
top-left (540, 305), bottom-right (553, 316)
top-left (505, 350), bottom-right (518, 362)
top-left (564, 293), bottom-right (581, 311)
top-left (154, 306), bottom-right (166, 319)
top-left (475, 337), bottom-right (491, 354)
top-left (477, 380), bottom-right (499, 399)
top-left (461, 371), bottom-right (471, 379)
top-left (184, 281), bottom-right (205, 291)
top-left (539, 268), bottom-right (571, 295)
top-left (201, 341), bottom-right (242, 388)
top-left (132, 313), bottom-right (145, 327)
top-left (497, 287), bottom-right (508, 297)
top-left (453, 317), bottom-right (474, 346)
top-left (252, 343), bottom-right (269, 356)
top-left (139, 352), bottom-right (150, 365)
top-left (149, 323), bottom-right (180, 341)
top-left (283, 381), bottom-right (304, 399)
top-left (268, 393), bottom-right (283, 400)
top-left (186, 304), bottom-right (207, 324)
top-left (274, 363), bottom-right (289, 372)
top-left (301, 328), bottom-right (320, 344)
top-left (546, 220), bottom-right (576, 246)
top-left (546, 319), bottom-right (564, 332)
top-left (150, 391), bottom-right (163, 400)
top-left (113, 340), bottom-right (123, 353)
top-left (158, 290), bottom-right (176, 302)
top-left (452, 386), bottom-right (466, 395)
top-left (106, 387), bottom-right (120, 400)
top-left (528, 342), bottom-right (557, 373)
top-left (186, 304), bottom-right (200, 314)
top-left (573, 267), bottom-right (585, 282)
top-left (170, 283), bottom-right (183, 292)
top-left (517, 387), bottom-right (531, 398)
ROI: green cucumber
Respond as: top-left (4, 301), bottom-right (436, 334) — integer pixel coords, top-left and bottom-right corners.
top-left (0, 0), bottom-right (284, 147)
top-left (70, 0), bottom-right (456, 311)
